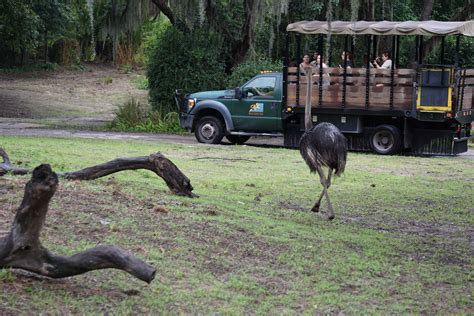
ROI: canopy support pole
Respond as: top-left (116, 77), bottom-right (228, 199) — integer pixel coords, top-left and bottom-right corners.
top-left (342, 35), bottom-right (348, 109)
top-left (455, 34), bottom-right (461, 111)
top-left (283, 32), bottom-right (289, 110)
top-left (318, 34), bottom-right (324, 108)
top-left (296, 34), bottom-right (301, 107)
top-left (365, 35), bottom-right (372, 110)
top-left (390, 35), bottom-right (396, 110)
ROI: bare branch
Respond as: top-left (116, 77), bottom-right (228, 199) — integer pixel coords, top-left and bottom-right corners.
top-left (0, 149), bottom-right (196, 197)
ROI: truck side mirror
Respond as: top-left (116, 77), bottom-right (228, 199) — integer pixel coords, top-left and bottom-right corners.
top-left (235, 87), bottom-right (243, 99)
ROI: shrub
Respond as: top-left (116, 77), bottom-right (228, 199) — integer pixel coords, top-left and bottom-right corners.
top-left (147, 26), bottom-right (226, 114)
top-left (110, 97), bottom-right (183, 133)
top-left (225, 56), bottom-right (282, 88)
top-left (131, 75), bottom-right (148, 90)
top-left (103, 76), bottom-right (113, 84)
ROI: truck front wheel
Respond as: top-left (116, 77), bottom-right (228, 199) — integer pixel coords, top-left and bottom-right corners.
top-left (369, 125), bottom-right (402, 155)
top-left (195, 116), bottom-right (225, 144)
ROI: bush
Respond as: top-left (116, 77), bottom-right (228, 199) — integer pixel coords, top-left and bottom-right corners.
top-left (147, 26), bottom-right (226, 114)
top-left (225, 56), bottom-right (282, 88)
top-left (130, 75), bottom-right (148, 90)
top-left (110, 97), bottom-right (183, 133)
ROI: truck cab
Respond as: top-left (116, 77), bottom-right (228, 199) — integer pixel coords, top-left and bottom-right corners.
top-left (176, 72), bottom-right (285, 144)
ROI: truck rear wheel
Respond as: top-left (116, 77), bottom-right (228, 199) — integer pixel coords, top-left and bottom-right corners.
top-left (195, 116), bottom-right (225, 144)
top-left (369, 125), bottom-right (402, 155)
top-left (226, 135), bottom-right (250, 145)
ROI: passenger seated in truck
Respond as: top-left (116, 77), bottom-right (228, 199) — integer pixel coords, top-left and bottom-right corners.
top-left (338, 51), bottom-right (353, 69)
top-left (299, 54), bottom-right (314, 74)
top-left (373, 52), bottom-right (393, 86)
top-left (373, 52), bottom-right (392, 70)
top-left (312, 54), bottom-right (330, 86)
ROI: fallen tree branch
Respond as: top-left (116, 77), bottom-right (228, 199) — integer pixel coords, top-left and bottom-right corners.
top-left (0, 164), bottom-right (156, 283)
top-left (0, 148), bottom-right (29, 176)
top-left (0, 149), bottom-right (196, 197)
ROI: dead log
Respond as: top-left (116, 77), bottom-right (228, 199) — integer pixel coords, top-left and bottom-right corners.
top-left (0, 148), bottom-right (29, 176)
top-left (0, 164), bottom-right (156, 283)
top-left (0, 148), bottom-right (196, 197)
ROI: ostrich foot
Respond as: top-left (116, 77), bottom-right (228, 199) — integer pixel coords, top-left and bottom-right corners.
top-left (311, 203), bottom-right (320, 213)
top-left (325, 212), bottom-right (335, 221)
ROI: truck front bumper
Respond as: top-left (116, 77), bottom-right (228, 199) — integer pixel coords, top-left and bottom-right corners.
top-left (180, 113), bottom-right (194, 130)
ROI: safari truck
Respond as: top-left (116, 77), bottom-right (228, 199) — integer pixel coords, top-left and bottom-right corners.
top-left (176, 20), bottom-right (474, 155)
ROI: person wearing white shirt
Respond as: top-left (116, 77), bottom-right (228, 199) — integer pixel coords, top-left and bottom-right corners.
top-left (373, 52), bottom-right (393, 69)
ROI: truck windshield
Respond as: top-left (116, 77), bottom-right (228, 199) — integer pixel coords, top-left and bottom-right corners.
top-left (243, 76), bottom-right (276, 97)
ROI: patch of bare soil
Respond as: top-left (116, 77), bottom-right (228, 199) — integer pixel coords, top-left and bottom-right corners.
top-left (0, 64), bottom-right (147, 128)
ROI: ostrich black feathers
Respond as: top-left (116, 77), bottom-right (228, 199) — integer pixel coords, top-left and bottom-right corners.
top-left (299, 122), bottom-right (348, 176)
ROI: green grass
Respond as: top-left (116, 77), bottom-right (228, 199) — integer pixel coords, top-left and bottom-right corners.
top-left (130, 75), bottom-right (149, 90)
top-left (0, 136), bottom-right (472, 314)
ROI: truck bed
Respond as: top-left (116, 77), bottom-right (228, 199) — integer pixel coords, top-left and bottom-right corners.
top-left (286, 66), bottom-right (414, 110)
top-left (286, 66), bottom-right (474, 112)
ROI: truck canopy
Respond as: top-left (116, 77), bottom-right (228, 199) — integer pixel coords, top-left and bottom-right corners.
top-left (286, 20), bottom-right (474, 36)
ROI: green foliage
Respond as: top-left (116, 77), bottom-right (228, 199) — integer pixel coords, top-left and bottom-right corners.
top-left (130, 75), bottom-right (148, 90)
top-left (0, 269), bottom-right (15, 282)
top-left (147, 26), bottom-right (226, 113)
top-left (134, 18), bottom-right (172, 66)
top-left (118, 63), bottom-right (133, 74)
top-left (0, 0), bottom-right (40, 64)
top-left (425, 36), bottom-right (474, 68)
top-left (225, 56), bottom-right (283, 88)
top-left (110, 97), bottom-right (183, 133)
top-left (103, 76), bottom-right (113, 84)
top-left (0, 62), bottom-right (59, 73)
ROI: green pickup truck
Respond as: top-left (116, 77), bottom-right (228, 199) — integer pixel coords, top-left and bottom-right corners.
top-left (176, 72), bottom-right (287, 145)
top-left (175, 20), bottom-right (474, 155)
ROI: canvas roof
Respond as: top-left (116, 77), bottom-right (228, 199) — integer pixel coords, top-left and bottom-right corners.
top-left (286, 20), bottom-right (474, 36)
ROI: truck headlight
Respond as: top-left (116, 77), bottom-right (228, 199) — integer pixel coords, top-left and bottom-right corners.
top-left (187, 98), bottom-right (196, 109)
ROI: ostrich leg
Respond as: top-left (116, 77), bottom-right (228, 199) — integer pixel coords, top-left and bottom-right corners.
top-left (315, 167), bottom-right (335, 220)
top-left (311, 169), bottom-right (333, 213)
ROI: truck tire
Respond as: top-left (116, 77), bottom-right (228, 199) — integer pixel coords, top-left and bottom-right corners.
top-left (369, 125), bottom-right (402, 155)
top-left (195, 116), bottom-right (225, 144)
top-left (226, 135), bottom-right (250, 145)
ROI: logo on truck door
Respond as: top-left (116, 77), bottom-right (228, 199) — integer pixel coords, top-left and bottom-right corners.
top-left (249, 103), bottom-right (264, 115)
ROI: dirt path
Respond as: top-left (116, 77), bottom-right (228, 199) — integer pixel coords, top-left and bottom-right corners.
top-left (0, 64), bottom-right (147, 128)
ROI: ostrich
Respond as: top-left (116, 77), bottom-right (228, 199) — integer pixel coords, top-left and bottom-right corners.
top-left (299, 67), bottom-right (348, 220)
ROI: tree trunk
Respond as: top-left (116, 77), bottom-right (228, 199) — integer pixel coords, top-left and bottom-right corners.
top-left (150, 0), bottom-right (175, 25)
top-left (230, 0), bottom-right (261, 66)
top-left (421, 0), bottom-right (434, 21)
top-left (44, 30), bottom-right (48, 64)
top-left (0, 164), bottom-right (156, 283)
top-left (0, 149), bottom-right (196, 198)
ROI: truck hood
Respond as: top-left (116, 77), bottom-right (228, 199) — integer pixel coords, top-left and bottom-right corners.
top-left (188, 90), bottom-right (230, 100)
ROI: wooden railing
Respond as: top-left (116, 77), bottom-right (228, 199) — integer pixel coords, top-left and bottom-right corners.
top-left (459, 68), bottom-right (474, 111)
top-left (286, 66), bottom-right (414, 110)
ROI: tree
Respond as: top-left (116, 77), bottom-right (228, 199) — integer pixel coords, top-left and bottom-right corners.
top-left (32, 0), bottom-right (72, 63)
top-left (0, 0), bottom-right (40, 65)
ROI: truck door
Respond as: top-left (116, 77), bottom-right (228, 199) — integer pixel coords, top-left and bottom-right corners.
top-left (416, 67), bottom-right (454, 112)
top-left (228, 75), bottom-right (282, 132)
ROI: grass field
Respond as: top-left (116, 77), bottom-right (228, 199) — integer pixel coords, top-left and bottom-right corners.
top-left (0, 136), bottom-right (473, 314)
